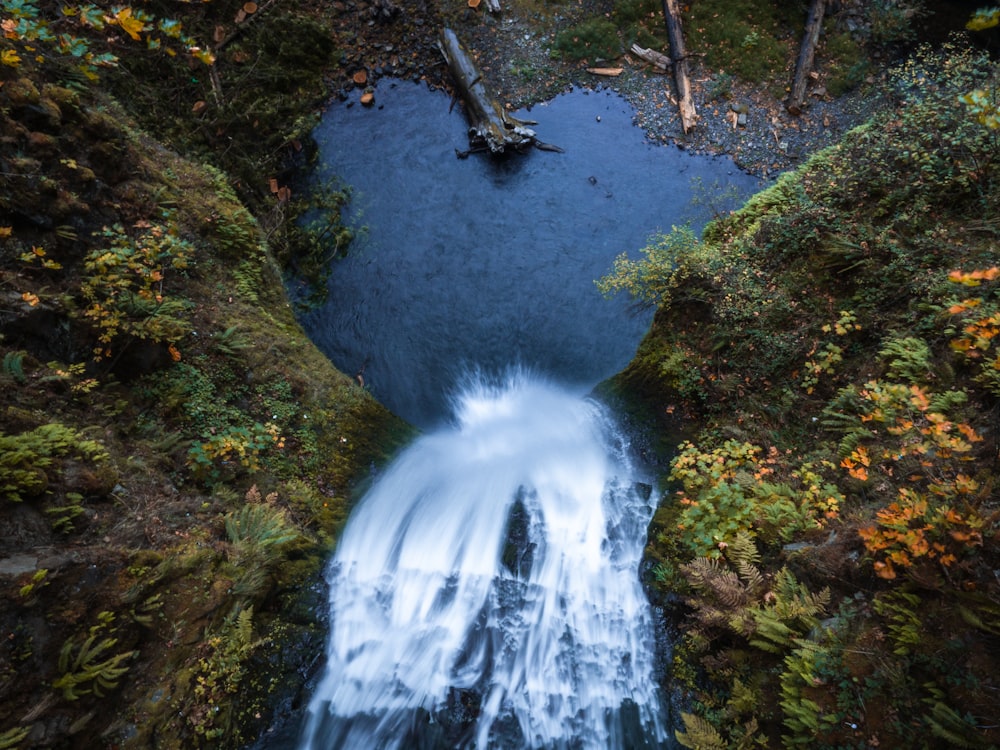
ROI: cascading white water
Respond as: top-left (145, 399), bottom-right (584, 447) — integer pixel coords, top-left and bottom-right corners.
top-left (298, 371), bottom-right (666, 749)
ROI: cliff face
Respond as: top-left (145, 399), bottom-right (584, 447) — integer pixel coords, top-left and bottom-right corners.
top-left (0, 51), bottom-right (409, 747)
top-left (616, 41), bottom-right (1000, 749)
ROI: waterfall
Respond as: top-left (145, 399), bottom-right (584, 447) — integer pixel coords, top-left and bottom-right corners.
top-left (298, 371), bottom-right (666, 749)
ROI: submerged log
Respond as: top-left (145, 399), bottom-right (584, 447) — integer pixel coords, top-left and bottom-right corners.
top-left (438, 27), bottom-right (562, 156)
top-left (786, 0), bottom-right (826, 115)
top-left (661, 0), bottom-right (697, 133)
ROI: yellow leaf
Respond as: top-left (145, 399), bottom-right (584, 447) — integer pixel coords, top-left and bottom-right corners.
top-left (1, 48), bottom-right (21, 67)
top-left (115, 8), bottom-right (146, 41)
top-left (0, 226), bottom-right (11, 238)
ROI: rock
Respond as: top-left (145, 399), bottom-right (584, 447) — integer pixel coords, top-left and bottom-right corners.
top-left (0, 553), bottom-right (40, 577)
top-left (4, 77), bottom-right (40, 107)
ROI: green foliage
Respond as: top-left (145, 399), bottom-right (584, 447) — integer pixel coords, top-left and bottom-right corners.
top-left (675, 711), bottom-right (726, 750)
top-left (53, 613), bottom-right (136, 700)
top-left (224, 486), bottom-right (299, 567)
top-left (79, 219), bottom-right (195, 360)
top-left (879, 335), bottom-right (933, 384)
top-left (868, 0), bottom-right (927, 46)
top-left (2, 351), bottom-right (27, 384)
top-left (821, 31), bottom-right (868, 98)
top-left (188, 422), bottom-right (283, 482)
top-left (779, 640), bottom-right (840, 745)
top-left (280, 184), bottom-right (355, 303)
top-left (45, 490), bottom-right (85, 533)
top-left (0, 423), bottom-right (108, 502)
top-left (553, 17), bottom-right (621, 62)
top-left (749, 567), bottom-right (830, 654)
top-left (682, 0), bottom-right (792, 84)
top-left (0, 726), bottom-right (31, 749)
top-left (0, 0), bottom-right (214, 79)
top-left (18, 568), bottom-right (49, 599)
top-left (596, 225), bottom-right (702, 309)
top-left (926, 700), bottom-right (993, 749)
top-left (671, 440), bottom-right (841, 556)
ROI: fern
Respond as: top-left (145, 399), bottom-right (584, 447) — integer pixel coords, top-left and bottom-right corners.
top-left (675, 711), bottom-right (726, 750)
top-left (53, 634), bottom-right (136, 700)
top-left (873, 590), bottom-right (922, 656)
top-left (727, 530), bottom-right (764, 595)
top-left (879, 335), bottom-right (933, 384)
top-left (225, 502), bottom-right (298, 562)
top-left (925, 701), bottom-right (990, 749)
top-left (780, 640), bottom-right (839, 745)
top-left (749, 568), bottom-right (830, 654)
top-left (957, 598), bottom-right (1000, 636)
top-left (214, 325), bottom-right (252, 357)
top-left (2, 351), bottom-right (27, 384)
top-left (0, 726), bottom-right (31, 749)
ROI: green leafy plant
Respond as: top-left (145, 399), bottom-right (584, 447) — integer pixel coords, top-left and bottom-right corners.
top-left (671, 441), bottom-right (841, 556)
top-left (0, 423), bottom-right (108, 502)
top-left (53, 613), bottom-right (136, 700)
top-left (79, 220), bottom-right (195, 360)
top-left (0, 0), bottom-right (214, 79)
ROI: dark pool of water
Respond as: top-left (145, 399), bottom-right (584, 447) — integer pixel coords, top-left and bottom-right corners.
top-left (297, 80), bottom-right (762, 429)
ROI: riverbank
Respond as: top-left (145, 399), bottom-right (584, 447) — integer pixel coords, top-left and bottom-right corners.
top-left (324, 0), bottom-right (901, 178)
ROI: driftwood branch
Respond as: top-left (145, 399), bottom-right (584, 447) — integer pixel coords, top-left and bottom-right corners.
top-left (629, 44), bottom-right (671, 73)
top-left (661, 0), bottom-right (697, 133)
top-left (786, 0), bottom-right (826, 115)
top-left (438, 27), bottom-right (562, 155)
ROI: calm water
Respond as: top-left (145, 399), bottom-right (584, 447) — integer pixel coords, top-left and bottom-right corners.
top-left (297, 80), bottom-right (760, 429)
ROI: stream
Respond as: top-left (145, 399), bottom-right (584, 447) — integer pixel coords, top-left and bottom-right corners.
top-left (290, 80), bottom-right (761, 749)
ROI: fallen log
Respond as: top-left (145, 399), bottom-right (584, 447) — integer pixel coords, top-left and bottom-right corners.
top-left (629, 43), bottom-right (671, 73)
top-left (587, 66), bottom-right (624, 77)
top-left (661, 0), bottom-right (697, 132)
top-left (438, 27), bottom-right (562, 156)
top-left (786, 0), bottom-right (826, 115)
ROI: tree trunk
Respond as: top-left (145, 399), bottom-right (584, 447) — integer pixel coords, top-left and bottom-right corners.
top-left (786, 0), bottom-right (826, 115)
top-left (661, 0), bottom-right (697, 133)
top-left (438, 28), bottom-right (556, 155)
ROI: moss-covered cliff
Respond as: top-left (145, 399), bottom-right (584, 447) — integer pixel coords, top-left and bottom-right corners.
top-left (609, 40), bottom-right (1000, 749)
top-left (0, 18), bottom-right (411, 747)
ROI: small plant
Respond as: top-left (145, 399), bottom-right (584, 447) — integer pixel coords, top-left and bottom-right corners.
top-left (671, 441), bottom-right (841, 556)
top-left (19, 568), bottom-right (49, 599)
top-left (597, 225), bottom-right (703, 308)
top-left (0, 423), bottom-right (108, 502)
top-left (187, 422), bottom-right (283, 482)
top-left (858, 487), bottom-right (984, 581)
top-left (0, 0), bottom-right (214, 79)
top-left (224, 486), bottom-right (299, 566)
top-left (0, 726), bottom-right (31, 749)
top-left (79, 220), bottom-right (195, 360)
top-left (53, 613), bottom-right (136, 700)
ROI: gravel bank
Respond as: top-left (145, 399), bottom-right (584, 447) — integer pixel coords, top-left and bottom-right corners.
top-left (330, 0), bottom-right (889, 178)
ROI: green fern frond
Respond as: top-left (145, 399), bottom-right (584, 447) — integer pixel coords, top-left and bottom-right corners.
top-left (53, 635), bottom-right (135, 700)
top-left (676, 711), bottom-right (726, 750)
top-left (0, 726), bottom-right (31, 750)
top-left (925, 701), bottom-right (990, 749)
